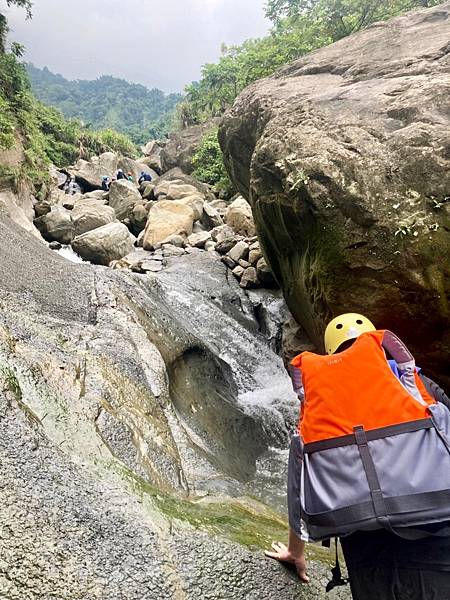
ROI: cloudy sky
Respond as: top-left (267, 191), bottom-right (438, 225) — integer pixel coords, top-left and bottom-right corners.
top-left (6, 0), bottom-right (270, 92)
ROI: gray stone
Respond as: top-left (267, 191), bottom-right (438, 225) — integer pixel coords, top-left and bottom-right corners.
top-left (221, 256), bottom-right (236, 269)
top-left (232, 265), bottom-right (245, 278)
top-left (225, 196), bottom-right (256, 237)
top-left (249, 249), bottom-right (263, 265)
top-left (162, 244), bottom-right (186, 257)
top-left (257, 257), bottom-right (277, 288)
top-left (71, 199), bottom-right (116, 237)
top-left (228, 241), bottom-right (249, 263)
top-left (49, 241), bottom-right (62, 250)
top-left (108, 179), bottom-right (142, 221)
top-left (201, 203), bottom-right (223, 230)
top-left (187, 231), bottom-right (211, 249)
top-left (72, 222), bottom-right (136, 266)
top-left (204, 240), bottom-right (216, 253)
top-left (34, 207), bottom-right (74, 245)
top-left (240, 266), bottom-right (259, 289)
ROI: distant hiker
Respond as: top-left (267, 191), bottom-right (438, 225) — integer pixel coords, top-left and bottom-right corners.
top-left (138, 171), bottom-right (152, 185)
top-left (101, 176), bottom-right (109, 192)
top-left (116, 169), bottom-right (126, 180)
top-left (266, 313), bottom-right (450, 599)
top-left (127, 172), bottom-right (133, 182)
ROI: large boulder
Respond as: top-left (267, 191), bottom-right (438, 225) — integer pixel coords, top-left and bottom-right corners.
top-left (140, 140), bottom-right (164, 175)
top-left (225, 196), bottom-right (256, 237)
top-left (72, 222), bottom-right (136, 265)
top-left (155, 168), bottom-right (216, 201)
top-left (220, 3), bottom-right (450, 386)
top-left (34, 207), bottom-right (74, 245)
top-left (160, 119), bottom-right (220, 174)
top-left (71, 152), bottom-right (118, 191)
top-left (143, 200), bottom-right (194, 249)
top-left (108, 179), bottom-right (142, 221)
top-left (71, 199), bottom-right (116, 237)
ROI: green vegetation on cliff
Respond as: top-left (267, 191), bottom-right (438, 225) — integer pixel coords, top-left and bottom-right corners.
top-left (0, 5), bottom-right (138, 189)
top-left (192, 129), bottom-right (232, 194)
top-left (27, 64), bottom-right (183, 146)
top-left (181, 0), bottom-right (441, 124)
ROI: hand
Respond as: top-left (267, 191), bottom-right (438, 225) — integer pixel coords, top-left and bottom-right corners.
top-left (265, 541), bottom-right (310, 583)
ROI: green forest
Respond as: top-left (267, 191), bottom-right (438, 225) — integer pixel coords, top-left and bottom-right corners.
top-left (27, 64), bottom-right (182, 145)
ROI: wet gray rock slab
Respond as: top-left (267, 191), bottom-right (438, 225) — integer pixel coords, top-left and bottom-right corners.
top-left (0, 397), bottom-right (349, 600)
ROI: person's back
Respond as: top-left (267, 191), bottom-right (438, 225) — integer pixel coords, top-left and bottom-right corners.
top-left (117, 169), bottom-right (126, 180)
top-left (266, 313), bottom-right (450, 599)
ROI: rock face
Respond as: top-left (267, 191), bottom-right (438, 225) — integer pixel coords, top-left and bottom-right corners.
top-left (108, 179), bottom-right (142, 221)
top-left (160, 119), bottom-right (220, 174)
top-left (72, 222), bottom-right (136, 265)
top-left (143, 200), bottom-right (194, 249)
top-left (34, 207), bottom-right (74, 245)
top-left (226, 196), bottom-right (256, 237)
top-left (0, 213), bottom-right (351, 599)
top-left (71, 199), bottom-right (116, 237)
top-left (220, 3), bottom-right (450, 386)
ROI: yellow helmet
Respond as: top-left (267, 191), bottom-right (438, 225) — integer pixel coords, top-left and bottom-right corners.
top-left (324, 313), bottom-right (376, 355)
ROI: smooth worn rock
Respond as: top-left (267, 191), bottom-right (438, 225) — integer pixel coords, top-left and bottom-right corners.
top-left (249, 248), bottom-right (263, 264)
top-left (222, 256), bottom-right (236, 269)
top-left (239, 259), bottom-right (252, 269)
top-left (160, 233), bottom-right (186, 247)
top-left (160, 119), bottom-right (220, 174)
top-left (187, 231), bottom-right (211, 249)
top-left (0, 214), bottom-right (348, 600)
top-left (201, 203), bottom-right (223, 230)
top-left (240, 266), bottom-right (259, 289)
top-left (130, 203), bottom-right (149, 236)
top-left (72, 222), bottom-right (136, 265)
top-left (165, 183), bottom-right (200, 201)
top-left (71, 151), bottom-right (118, 191)
top-left (71, 199), bottom-right (116, 237)
top-left (108, 179), bottom-right (142, 221)
top-left (256, 257), bottom-right (278, 288)
top-left (154, 168), bottom-right (215, 201)
top-left (162, 244), bottom-right (186, 257)
top-left (143, 200), bottom-right (194, 249)
top-left (232, 265), bottom-right (245, 278)
top-left (220, 2), bottom-right (450, 385)
top-left (177, 193), bottom-right (204, 220)
top-left (34, 207), bottom-right (74, 245)
top-left (228, 241), bottom-right (250, 263)
top-left (141, 182), bottom-right (156, 200)
top-left (34, 201), bottom-right (51, 218)
top-left (225, 196), bottom-right (256, 237)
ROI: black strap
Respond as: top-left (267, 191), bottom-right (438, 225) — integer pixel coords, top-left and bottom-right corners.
top-left (326, 538), bottom-right (349, 593)
top-left (354, 425), bottom-right (392, 531)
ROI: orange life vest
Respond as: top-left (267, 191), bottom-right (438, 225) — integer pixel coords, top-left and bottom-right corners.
top-left (291, 329), bottom-right (435, 444)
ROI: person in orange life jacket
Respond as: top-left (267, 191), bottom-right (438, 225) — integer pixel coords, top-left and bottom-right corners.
top-left (265, 313), bottom-right (450, 598)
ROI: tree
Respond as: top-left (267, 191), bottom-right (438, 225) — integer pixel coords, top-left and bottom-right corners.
top-left (0, 0), bottom-right (32, 52)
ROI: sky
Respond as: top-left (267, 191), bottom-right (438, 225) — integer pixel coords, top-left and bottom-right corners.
top-left (6, 0), bottom-right (270, 93)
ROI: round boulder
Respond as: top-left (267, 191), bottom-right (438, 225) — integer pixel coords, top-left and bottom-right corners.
top-left (71, 199), bottom-right (116, 237)
top-left (143, 201), bottom-right (194, 250)
top-left (72, 222), bottom-right (136, 266)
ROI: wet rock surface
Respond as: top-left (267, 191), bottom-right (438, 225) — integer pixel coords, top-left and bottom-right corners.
top-left (220, 2), bottom-right (450, 387)
top-left (0, 211), bottom-right (350, 598)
